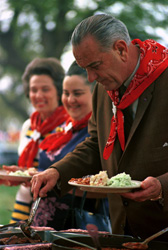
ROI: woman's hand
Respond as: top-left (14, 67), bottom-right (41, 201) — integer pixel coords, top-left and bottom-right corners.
top-left (31, 168), bottom-right (60, 200)
top-left (2, 165), bottom-right (37, 187)
top-left (1, 165), bottom-right (25, 186)
top-left (0, 179), bottom-right (23, 186)
top-left (3, 165), bottom-right (38, 175)
top-left (3, 165), bottom-right (25, 173)
top-left (121, 177), bottom-right (162, 202)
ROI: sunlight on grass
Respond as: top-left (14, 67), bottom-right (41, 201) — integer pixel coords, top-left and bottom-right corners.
top-left (0, 185), bottom-right (19, 225)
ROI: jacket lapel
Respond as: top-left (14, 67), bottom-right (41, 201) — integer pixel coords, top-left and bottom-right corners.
top-left (124, 82), bottom-right (155, 150)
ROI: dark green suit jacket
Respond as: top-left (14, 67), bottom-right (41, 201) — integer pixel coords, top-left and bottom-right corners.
top-left (52, 68), bottom-right (168, 240)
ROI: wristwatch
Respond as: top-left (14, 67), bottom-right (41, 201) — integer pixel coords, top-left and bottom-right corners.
top-left (150, 189), bottom-right (163, 201)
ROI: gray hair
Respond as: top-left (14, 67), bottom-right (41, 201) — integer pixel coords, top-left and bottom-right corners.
top-left (71, 14), bottom-right (131, 50)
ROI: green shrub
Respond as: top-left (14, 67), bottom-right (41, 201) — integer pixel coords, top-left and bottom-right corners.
top-left (0, 185), bottom-right (19, 225)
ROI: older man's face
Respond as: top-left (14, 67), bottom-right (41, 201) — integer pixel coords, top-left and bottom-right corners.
top-left (73, 35), bottom-right (129, 91)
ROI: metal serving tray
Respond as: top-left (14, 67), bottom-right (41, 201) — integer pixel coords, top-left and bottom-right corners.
top-left (0, 230), bottom-right (55, 249)
top-left (51, 233), bottom-right (168, 250)
top-left (1, 230), bottom-right (168, 250)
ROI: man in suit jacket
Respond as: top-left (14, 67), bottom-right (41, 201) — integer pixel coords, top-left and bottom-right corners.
top-left (31, 14), bottom-right (168, 241)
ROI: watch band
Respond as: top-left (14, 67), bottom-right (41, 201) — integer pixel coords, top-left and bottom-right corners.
top-left (150, 189), bottom-right (163, 201)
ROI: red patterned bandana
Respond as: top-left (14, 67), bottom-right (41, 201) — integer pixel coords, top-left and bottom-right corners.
top-left (39, 112), bottom-right (92, 152)
top-left (18, 106), bottom-right (69, 168)
top-left (103, 39), bottom-right (168, 160)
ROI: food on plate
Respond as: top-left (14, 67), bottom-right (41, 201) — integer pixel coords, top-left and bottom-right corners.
top-left (69, 247), bottom-right (126, 250)
top-left (69, 171), bottom-right (137, 187)
top-left (107, 172), bottom-right (137, 187)
top-left (8, 167), bottom-right (37, 177)
top-left (60, 228), bottom-right (109, 234)
top-left (31, 226), bottom-right (55, 231)
top-left (9, 170), bottom-right (31, 177)
top-left (90, 171), bottom-right (108, 186)
top-left (0, 235), bottom-right (41, 245)
top-left (122, 241), bottom-right (148, 249)
top-left (69, 176), bottom-right (90, 185)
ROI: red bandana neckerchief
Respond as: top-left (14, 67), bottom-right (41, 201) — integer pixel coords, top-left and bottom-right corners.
top-left (103, 39), bottom-right (168, 160)
top-left (18, 106), bottom-right (69, 168)
top-left (39, 112), bottom-right (92, 153)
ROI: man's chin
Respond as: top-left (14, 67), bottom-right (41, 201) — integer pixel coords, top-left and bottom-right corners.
top-left (102, 83), bottom-right (115, 91)
top-left (100, 81), bottom-right (119, 91)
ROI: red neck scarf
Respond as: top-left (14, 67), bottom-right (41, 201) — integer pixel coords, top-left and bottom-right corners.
top-left (103, 39), bottom-right (168, 160)
top-left (40, 112), bottom-right (92, 153)
top-left (18, 106), bottom-right (69, 168)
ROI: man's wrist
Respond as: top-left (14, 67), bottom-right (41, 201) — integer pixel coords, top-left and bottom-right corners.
top-left (150, 189), bottom-right (163, 201)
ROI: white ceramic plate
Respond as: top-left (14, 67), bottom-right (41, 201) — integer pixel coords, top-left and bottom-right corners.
top-left (68, 180), bottom-right (142, 193)
top-left (0, 169), bottom-right (31, 182)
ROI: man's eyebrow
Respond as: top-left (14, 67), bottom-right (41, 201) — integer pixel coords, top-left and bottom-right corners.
top-left (86, 61), bottom-right (101, 68)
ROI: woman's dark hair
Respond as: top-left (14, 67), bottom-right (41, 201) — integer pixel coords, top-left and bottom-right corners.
top-left (22, 57), bottom-right (65, 105)
top-left (66, 61), bottom-right (96, 92)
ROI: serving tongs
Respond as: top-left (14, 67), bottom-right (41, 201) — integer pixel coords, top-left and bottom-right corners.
top-left (52, 233), bottom-right (96, 250)
top-left (20, 197), bottom-right (42, 241)
top-left (0, 198), bottom-right (40, 233)
top-left (0, 221), bottom-right (24, 231)
top-left (86, 224), bottom-right (101, 250)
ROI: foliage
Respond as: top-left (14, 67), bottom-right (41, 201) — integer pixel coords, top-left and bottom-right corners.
top-left (0, 185), bottom-right (19, 224)
top-left (0, 0), bottom-right (168, 130)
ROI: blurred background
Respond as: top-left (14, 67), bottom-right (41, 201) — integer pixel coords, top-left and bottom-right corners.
top-left (0, 0), bottom-right (168, 224)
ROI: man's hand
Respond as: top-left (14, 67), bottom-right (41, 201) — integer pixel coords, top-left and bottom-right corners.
top-left (31, 168), bottom-right (60, 200)
top-left (121, 176), bottom-right (162, 202)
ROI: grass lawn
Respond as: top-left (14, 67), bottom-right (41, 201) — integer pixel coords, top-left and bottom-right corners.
top-left (0, 185), bottom-right (19, 225)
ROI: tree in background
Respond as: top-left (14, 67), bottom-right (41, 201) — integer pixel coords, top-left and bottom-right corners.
top-left (0, 0), bottom-right (168, 130)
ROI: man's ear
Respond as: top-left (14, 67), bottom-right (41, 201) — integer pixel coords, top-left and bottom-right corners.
top-left (113, 40), bottom-right (128, 61)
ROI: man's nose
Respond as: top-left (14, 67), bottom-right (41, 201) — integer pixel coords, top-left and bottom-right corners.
top-left (87, 69), bottom-right (98, 82)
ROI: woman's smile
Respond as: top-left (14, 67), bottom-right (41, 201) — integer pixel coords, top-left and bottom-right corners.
top-left (62, 75), bottom-right (92, 121)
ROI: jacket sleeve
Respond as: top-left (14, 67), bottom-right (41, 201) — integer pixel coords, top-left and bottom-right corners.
top-left (50, 83), bottom-right (102, 196)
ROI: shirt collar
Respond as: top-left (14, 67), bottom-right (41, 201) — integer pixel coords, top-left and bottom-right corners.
top-left (124, 52), bottom-right (141, 88)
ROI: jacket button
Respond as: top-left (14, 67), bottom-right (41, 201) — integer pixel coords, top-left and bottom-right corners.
top-left (123, 200), bottom-right (129, 206)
